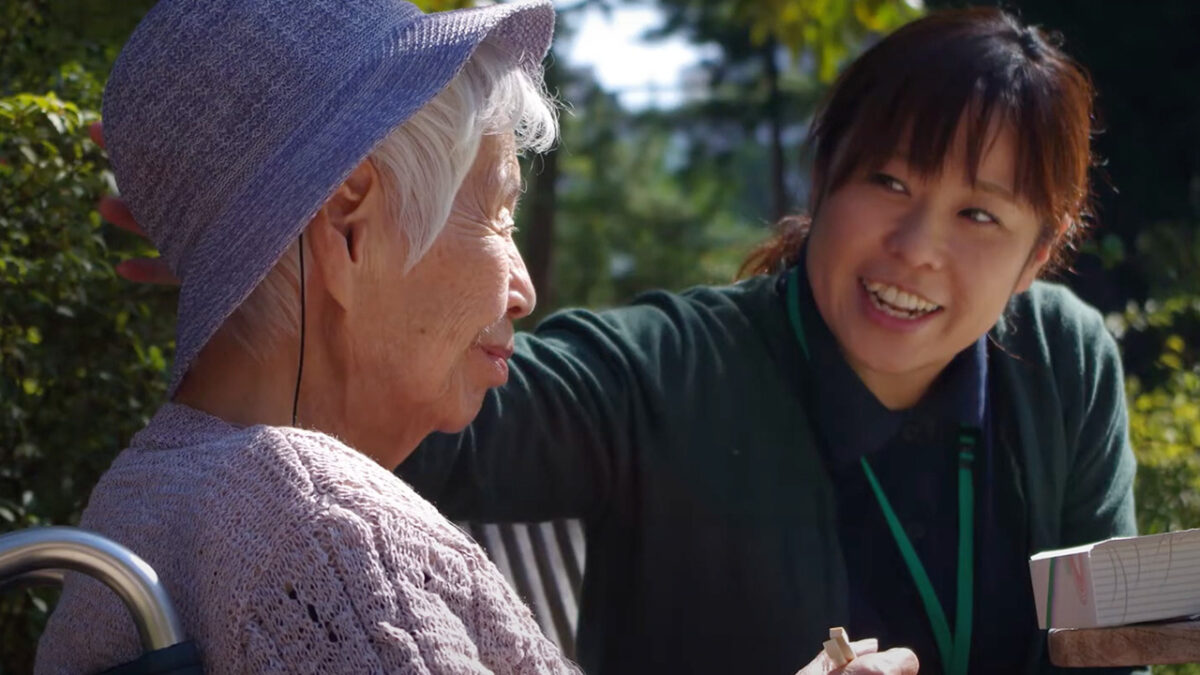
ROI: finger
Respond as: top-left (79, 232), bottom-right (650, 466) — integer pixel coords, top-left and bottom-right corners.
top-left (116, 258), bottom-right (179, 286)
top-left (848, 638), bottom-right (879, 657)
top-left (843, 648), bottom-right (919, 675)
top-left (795, 637), bottom-right (883, 675)
top-left (89, 121), bottom-right (105, 148)
top-left (793, 648), bottom-right (836, 675)
top-left (99, 196), bottom-right (146, 236)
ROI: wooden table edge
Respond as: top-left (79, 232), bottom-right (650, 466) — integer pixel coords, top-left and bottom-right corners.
top-left (1049, 620), bottom-right (1200, 667)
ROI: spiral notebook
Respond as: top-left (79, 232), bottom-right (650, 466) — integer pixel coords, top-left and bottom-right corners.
top-left (1029, 528), bottom-right (1200, 629)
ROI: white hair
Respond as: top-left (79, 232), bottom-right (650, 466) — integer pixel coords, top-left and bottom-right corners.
top-left (224, 40), bottom-right (558, 359)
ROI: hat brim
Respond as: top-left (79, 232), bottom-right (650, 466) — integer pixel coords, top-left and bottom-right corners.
top-left (170, 0), bottom-right (554, 396)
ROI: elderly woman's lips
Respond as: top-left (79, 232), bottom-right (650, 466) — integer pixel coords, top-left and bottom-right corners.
top-left (475, 344), bottom-right (514, 385)
top-left (480, 345), bottom-right (514, 360)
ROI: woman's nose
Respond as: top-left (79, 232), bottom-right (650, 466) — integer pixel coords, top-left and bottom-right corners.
top-left (507, 241), bottom-right (536, 320)
top-left (883, 207), bottom-right (946, 271)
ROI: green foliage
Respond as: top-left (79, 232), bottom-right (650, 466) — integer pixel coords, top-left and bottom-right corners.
top-left (1112, 298), bottom-right (1200, 537)
top-left (411, 0), bottom-right (476, 10)
top-left (1126, 368), bottom-right (1200, 535)
top-left (1112, 295), bottom-right (1200, 392)
top-left (0, 1), bottom-right (154, 103)
top-left (549, 85), bottom-right (763, 305)
top-left (1133, 222), bottom-right (1200, 299)
top-left (649, 0), bottom-right (919, 83)
top-left (639, 0), bottom-right (921, 222)
top-left (731, 0), bottom-right (922, 82)
top-left (0, 92), bottom-right (173, 673)
top-left (518, 74), bottom-right (766, 316)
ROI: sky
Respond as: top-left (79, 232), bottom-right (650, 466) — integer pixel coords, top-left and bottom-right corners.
top-left (551, 1), bottom-right (715, 109)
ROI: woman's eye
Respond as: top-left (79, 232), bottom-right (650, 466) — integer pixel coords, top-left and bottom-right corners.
top-left (962, 208), bottom-right (1001, 226)
top-left (494, 206), bottom-right (517, 235)
top-left (871, 173), bottom-right (909, 195)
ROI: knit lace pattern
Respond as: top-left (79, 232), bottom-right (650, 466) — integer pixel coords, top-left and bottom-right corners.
top-left (35, 403), bottom-right (577, 674)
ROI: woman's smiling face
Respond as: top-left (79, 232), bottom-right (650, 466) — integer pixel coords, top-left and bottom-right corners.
top-left (805, 120), bottom-right (1051, 409)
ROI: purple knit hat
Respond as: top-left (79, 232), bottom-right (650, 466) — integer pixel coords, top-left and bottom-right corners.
top-left (101, 0), bottom-right (555, 395)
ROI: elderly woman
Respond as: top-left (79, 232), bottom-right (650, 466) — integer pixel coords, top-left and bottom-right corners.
top-left (33, 0), bottom-right (578, 672)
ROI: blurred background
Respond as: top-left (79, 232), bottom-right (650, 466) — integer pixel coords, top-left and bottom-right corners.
top-left (2, 0), bottom-right (1199, 671)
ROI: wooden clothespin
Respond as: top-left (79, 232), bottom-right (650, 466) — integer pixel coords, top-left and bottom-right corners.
top-left (823, 626), bottom-right (856, 667)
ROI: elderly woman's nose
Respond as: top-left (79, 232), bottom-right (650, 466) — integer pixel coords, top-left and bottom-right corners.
top-left (508, 244), bottom-right (536, 319)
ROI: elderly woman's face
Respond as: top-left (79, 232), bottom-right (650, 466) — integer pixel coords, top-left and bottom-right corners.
top-left (355, 134), bottom-right (534, 435)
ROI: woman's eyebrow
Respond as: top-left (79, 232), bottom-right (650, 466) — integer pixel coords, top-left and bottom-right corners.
top-left (975, 179), bottom-right (1016, 201)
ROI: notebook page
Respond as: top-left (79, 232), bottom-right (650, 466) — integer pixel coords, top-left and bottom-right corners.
top-left (1092, 529), bottom-right (1200, 625)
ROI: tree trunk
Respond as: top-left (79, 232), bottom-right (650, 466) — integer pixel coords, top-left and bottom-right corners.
top-left (523, 57), bottom-right (559, 320)
top-left (525, 146), bottom-right (557, 315)
top-left (763, 38), bottom-right (787, 222)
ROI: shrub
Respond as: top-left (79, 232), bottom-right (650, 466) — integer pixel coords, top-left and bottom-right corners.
top-left (0, 91), bottom-right (173, 673)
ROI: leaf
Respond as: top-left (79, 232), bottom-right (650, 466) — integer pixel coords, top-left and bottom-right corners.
top-left (147, 345), bottom-right (166, 372)
top-left (410, 0), bottom-right (474, 10)
top-left (1167, 334), bottom-right (1186, 353)
top-left (18, 144), bottom-right (37, 164)
top-left (44, 111), bottom-right (65, 135)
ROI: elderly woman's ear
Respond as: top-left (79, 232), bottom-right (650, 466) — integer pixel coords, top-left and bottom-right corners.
top-left (306, 159), bottom-right (388, 308)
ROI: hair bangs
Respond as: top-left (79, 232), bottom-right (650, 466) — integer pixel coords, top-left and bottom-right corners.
top-left (742, 8), bottom-right (1097, 278)
top-left (812, 8), bottom-right (1093, 232)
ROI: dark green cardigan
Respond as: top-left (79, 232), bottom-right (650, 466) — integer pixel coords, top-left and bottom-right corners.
top-left (399, 273), bottom-right (1137, 675)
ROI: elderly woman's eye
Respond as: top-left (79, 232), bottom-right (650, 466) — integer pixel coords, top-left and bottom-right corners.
top-left (495, 206), bottom-right (517, 234)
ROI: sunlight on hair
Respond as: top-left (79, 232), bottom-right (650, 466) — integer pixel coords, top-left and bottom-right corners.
top-left (226, 39), bottom-right (559, 361)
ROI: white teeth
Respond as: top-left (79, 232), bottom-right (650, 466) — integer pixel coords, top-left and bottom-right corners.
top-left (896, 290), bottom-right (920, 310)
top-left (861, 279), bottom-right (941, 318)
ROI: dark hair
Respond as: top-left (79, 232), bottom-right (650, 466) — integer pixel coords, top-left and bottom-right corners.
top-left (742, 7), bottom-right (1097, 277)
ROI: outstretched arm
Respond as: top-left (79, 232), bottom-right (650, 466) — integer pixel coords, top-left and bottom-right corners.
top-left (398, 302), bottom-right (679, 523)
top-left (399, 287), bottom-right (732, 525)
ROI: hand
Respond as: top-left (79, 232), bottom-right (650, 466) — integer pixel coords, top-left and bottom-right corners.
top-left (90, 122), bottom-right (179, 285)
top-left (794, 639), bottom-right (919, 675)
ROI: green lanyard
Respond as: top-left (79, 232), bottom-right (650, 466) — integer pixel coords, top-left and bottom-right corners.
top-left (785, 266), bottom-right (975, 675)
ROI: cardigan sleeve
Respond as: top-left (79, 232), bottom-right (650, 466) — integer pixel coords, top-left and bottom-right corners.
top-left (992, 284), bottom-right (1143, 675)
top-left (1057, 300), bottom-right (1138, 547)
top-left (237, 499), bottom-right (574, 673)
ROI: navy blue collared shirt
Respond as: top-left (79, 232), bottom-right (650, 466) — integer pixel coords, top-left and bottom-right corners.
top-left (788, 263), bottom-right (1039, 673)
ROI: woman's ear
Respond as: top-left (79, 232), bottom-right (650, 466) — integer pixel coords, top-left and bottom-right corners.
top-left (325, 160), bottom-right (380, 263)
top-left (306, 159), bottom-right (385, 309)
top-left (1015, 222), bottom-right (1064, 294)
top-left (1014, 244), bottom-right (1050, 294)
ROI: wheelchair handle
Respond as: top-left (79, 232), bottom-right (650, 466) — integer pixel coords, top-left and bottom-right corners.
top-left (0, 527), bottom-right (186, 651)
